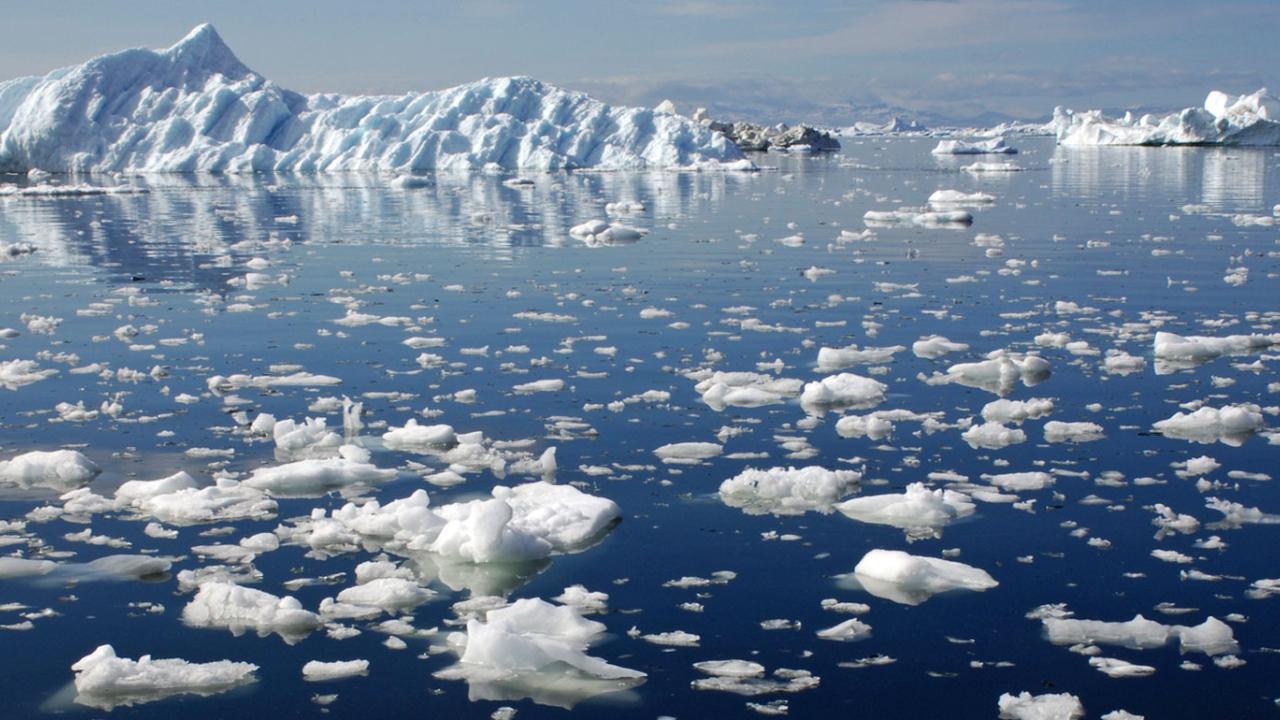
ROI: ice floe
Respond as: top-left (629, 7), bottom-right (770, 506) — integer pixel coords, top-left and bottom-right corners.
top-left (840, 549), bottom-right (997, 605)
top-left (71, 644), bottom-right (257, 710)
top-left (719, 466), bottom-right (861, 516)
top-left (435, 598), bottom-right (644, 709)
top-left (836, 483), bottom-right (975, 538)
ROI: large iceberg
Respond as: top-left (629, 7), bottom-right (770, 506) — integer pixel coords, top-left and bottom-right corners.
top-left (1053, 89), bottom-right (1280, 146)
top-left (0, 25), bottom-right (752, 173)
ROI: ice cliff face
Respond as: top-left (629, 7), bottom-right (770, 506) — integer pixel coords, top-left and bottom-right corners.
top-left (0, 24), bottom-right (751, 173)
top-left (1053, 88), bottom-right (1280, 146)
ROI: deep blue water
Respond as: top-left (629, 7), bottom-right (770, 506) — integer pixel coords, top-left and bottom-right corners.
top-left (0, 137), bottom-right (1278, 719)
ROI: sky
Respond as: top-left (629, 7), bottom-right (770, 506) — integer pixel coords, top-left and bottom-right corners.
top-left (0, 1), bottom-right (1276, 123)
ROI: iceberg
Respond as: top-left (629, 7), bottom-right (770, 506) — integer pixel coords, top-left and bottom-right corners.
top-left (1054, 89), bottom-right (1280, 146)
top-left (0, 25), bottom-right (752, 174)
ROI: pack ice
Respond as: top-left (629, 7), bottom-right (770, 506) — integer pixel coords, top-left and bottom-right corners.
top-left (0, 25), bottom-right (752, 173)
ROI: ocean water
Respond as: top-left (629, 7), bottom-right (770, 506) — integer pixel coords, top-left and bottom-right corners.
top-left (0, 136), bottom-right (1277, 718)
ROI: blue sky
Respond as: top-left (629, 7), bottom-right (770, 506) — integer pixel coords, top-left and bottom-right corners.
top-left (1, 1), bottom-right (1275, 122)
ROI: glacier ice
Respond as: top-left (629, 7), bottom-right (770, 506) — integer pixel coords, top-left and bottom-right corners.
top-left (0, 25), bottom-right (752, 174)
top-left (1054, 89), bottom-right (1280, 146)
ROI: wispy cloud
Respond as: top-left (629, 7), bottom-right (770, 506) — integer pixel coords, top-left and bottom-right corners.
top-left (653, 1), bottom-right (762, 17)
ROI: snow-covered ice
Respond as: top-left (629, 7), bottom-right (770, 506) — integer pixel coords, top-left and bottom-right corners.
top-left (0, 25), bottom-right (753, 173)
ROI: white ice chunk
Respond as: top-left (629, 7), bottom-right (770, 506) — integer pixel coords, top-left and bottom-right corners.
top-left (719, 466), bottom-right (861, 516)
top-left (72, 644), bottom-right (257, 710)
top-left (843, 549), bottom-right (997, 605)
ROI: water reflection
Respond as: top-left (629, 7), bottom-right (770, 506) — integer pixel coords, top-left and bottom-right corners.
top-left (1051, 145), bottom-right (1272, 211)
top-left (0, 171), bottom-right (754, 287)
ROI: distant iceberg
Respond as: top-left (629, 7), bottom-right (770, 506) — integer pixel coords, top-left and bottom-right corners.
top-left (1053, 88), bottom-right (1280, 146)
top-left (0, 24), bottom-right (752, 173)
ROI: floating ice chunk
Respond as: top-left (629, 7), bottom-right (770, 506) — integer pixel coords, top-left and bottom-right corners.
top-left (843, 549), bottom-right (997, 605)
top-left (0, 556), bottom-right (56, 579)
top-left (694, 660), bottom-right (765, 679)
top-left (928, 189), bottom-right (997, 206)
top-left (815, 618), bottom-right (872, 642)
top-left (554, 585), bottom-right (609, 614)
top-left (67, 554), bottom-right (172, 581)
top-left (837, 483), bottom-right (975, 534)
top-left (1152, 405), bottom-right (1263, 446)
top-left (985, 472), bottom-right (1054, 492)
top-left (245, 445), bottom-right (396, 495)
top-left (513, 379), bottom-right (566, 394)
top-left (1043, 421), bottom-right (1104, 443)
top-left (460, 482), bottom-right (620, 556)
top-left (0, 449), bottom-right (100, 490)
top-left (835, 413), bottom-right (895, 440)
top-left (122, 476), bottom-right (275, 520)
top-left (302, 659), bottom-right (369, 681)
top-left (997, 691), bottom-right (1084, 720)
top-left (71, 644), bottom-right (257, 710)
top-left (654, 442), bottom-right (723, 464)
top-left (800, 373), bottom-right (887, 413)
top-left (912, 335), bottom-right (970, 359)
top-left (963, 162), bottom-right (1022, 172)
top-left (335, 577), bottom-right (434, 613)
top-left (962, 422), bottom-right (1026, 449)
top-left (1204, 497), bottom-right (1280, 527)
top-left (863, 208), bottom-right (972, 227)
top-left (570, 222), bottom-right (647, 247)
top-left (1150, 504), bottom-right (1200, 538)
top-left (1089, 656), bottom-right (1156, 678)
top-left (719, 466), bottom-right (861, 516)
top-left (1153, 331), bottom-right (1280, 372)
top-left (182, 582), bottom-right (321, 643)
top-left (640, 630), bottom-right (700, 646)
top-left (933, 138), bottom-right (1017, 155)
top-left (816, 345), bottom-right (904, 372)
top-left (1103, 351), bottom-right (1146, 375)
top-left (691, 370), bottom-right (802, 410)
top-left (1180, 456), bottom-right (1219, 476)
top-left (382, 419), bottom-right (456, 449)
top-left (0, 359), bottom-right (58, 389)
top-left (1043, 614), bottom-right (1237, 655)
top-left (273, 417), bottom-right (342, 455)
top-left (982, 398), bottom-right (1054, 425)
top-left (691, 664), bottom-right (819, 695)
top-left (435, 599), bottom-right (643, 709)
top-left (1054, 89), bottom-right (1280, 146)
top-left (303, 481), bottom-right (619, 565)
top-left (929, 352), bottom-right (1050, 396)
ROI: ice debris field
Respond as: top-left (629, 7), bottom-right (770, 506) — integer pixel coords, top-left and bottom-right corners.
top-left (0, 26), bottom-right (1279, 720)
